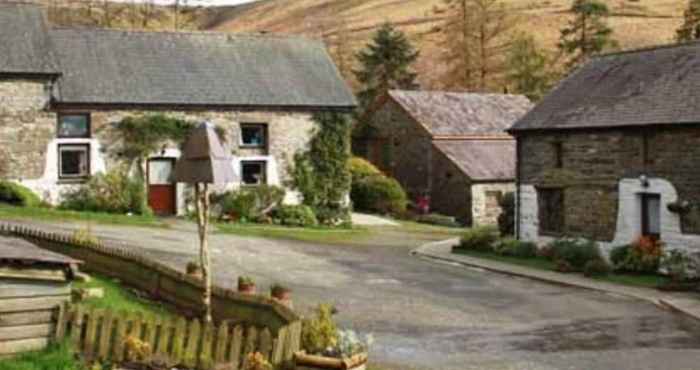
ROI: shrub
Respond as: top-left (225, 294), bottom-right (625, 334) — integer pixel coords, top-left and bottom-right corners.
top-left (458, 226), bottom-right (499, 252)
top-left (351, 175), bottom-right (407, 215)
top-left (301, 304), bottom-right (339, 356)
top-left (0, 180), bottom-right (40, 207)
top-left (613, 237), bottom-right (664, 273)
top-left (417, 213), bottom-right (460, 227)
top-left (660, 249), bottom-right (696, 282)
top-left (216, 185), bottom-right (285, 222)
top-left (548, 238), bottom-right (601, 271)
top-left (347, 157), bottom-right (382, 181)
top-left (315, 204), bottom-right (351, 226)
top-left (273, 205), bottom-right (318, 227)
top-left (60, 168), bottom-right (149, 215)
top-left (494, 238), bottom-right (538, 258)
top-left (497, 192), bottom-right (515, 236)
top-left (583, 258), bottom-right (612, 277)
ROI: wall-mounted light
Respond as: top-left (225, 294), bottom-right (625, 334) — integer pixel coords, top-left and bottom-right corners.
top-left (639, 174), bottom-right (649, 188)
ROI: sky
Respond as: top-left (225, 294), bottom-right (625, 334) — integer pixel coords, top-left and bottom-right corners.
top-left (111, 0), bottom-right (259, 6)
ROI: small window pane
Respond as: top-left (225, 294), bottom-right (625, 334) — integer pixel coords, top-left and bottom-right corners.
top-left (149, 159), bottom-right (174, 185)
top-left (58, 115), bottom-right (90, 138)
top-left (241, 124), bottom-right (266, 147)
top-left (59, 145), bottom-right (89, 178)
top-left (241, 161), bottom-right (266, 185)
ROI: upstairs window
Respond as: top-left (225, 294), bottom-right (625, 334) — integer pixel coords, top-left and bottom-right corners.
top-left (58, 114), bottom-right (90, 138)
top-left (553, 141), bottom-right (563, 168)
top-left (241, 161), bottom-right (267, 185)
top-left (240, 124), bottom-right (267, 148)
top-left (58, 144), bottom-right (90, 180)
top-left (538, 188), bottom-right (564, 234)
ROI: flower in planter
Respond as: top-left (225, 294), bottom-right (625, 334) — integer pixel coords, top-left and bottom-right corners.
top-left (270, 283), bottom-right (291, 298)
top-left (238, 275), bottom-right (256, 294)
top-left (244, 352), bottom-right (273, 370)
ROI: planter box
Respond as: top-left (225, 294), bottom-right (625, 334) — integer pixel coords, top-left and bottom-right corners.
top-left (294, 351), bottom-right (368, 370)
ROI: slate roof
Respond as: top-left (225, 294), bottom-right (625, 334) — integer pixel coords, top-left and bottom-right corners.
top-left (0, 3), bottom-right (356, 108)
top-left (388, 90), bottom-right (532, 136)
top-left (510, 42), bottom-right (700, 131)
top-left (0, 235), bottom-right (78, 266)
top-left (433, 139), bottom-right (515, 181)
top-left (0, 2), bottom-right (58, 75)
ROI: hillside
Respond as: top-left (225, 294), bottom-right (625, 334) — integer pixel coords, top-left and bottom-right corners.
top-left (208, 0), bottom-right (685, 90)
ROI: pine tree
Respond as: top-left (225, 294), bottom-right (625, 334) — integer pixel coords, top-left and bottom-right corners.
top-left (440, 0), bottom-right (515, 91)
top-left (506, 34), bottom-right (556, 101)
top-left (353, 23), bottom-right (420, 113)
top-left (677, 0), bottom-right (700, 42)
top-left (558, 0), bottom-right (617, 69)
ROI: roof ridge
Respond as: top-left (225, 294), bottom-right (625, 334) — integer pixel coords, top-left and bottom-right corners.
top-left (0, 1), bottom-right (44, 7)
top-left (49, 25), bottom-right (320, 43)
top-left (595, 40), bottom-right (700, 59)
top-left (390, 89), bottom-right (527, 98)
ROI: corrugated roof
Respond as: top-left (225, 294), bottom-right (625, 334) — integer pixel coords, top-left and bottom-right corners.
top-left (0, 236), bottom-right (78, 265)
top-left (389, 90), bottom-right (532, 136)
top-left (433, 139), bottom-right (515, 181)
top-left (0, 2), bottom-right (58, 75)
top-left (50, 28), bottom-right (357, 107)
top-left (510, 42), bottom-right (700, 131)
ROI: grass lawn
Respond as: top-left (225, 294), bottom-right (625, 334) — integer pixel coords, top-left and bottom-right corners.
top-left (0, 204), bottom-right (166, 228)
top-left (216, 222), bottom-right (374, 245)
top-left (74, 273), bottom-right (177, 320)
top-left (0, 342), bottom-right (83, 370)
top-left (453, 248), bottom-right (671, 289)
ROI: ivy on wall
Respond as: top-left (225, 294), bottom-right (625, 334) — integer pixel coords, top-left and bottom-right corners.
top-left (291, 112), bottom-right (352, 225)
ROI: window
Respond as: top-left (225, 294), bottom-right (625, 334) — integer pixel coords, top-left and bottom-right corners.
top-left (553, 142), bottom-right (563, 168)
top-left (58, 144), bottom-right (90, 179)
top-left (240, 124), bottom-right (267, 148)
top-left (538, 188), bottom-right (564, 234)
top-left (642, 133), bottom-right (653, 166)
top-left (58, 114), bottom-right (90, 138)
top-left (241, 161), bottom-right (266, 185)
top-left (641, 193), bottom-right (661, 239)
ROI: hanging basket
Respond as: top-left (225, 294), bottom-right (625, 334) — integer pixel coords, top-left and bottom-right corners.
top-left (667, 200), bottom-right (692, 214)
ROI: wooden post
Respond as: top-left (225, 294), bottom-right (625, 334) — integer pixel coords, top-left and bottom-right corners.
top-left (195, 182), bottom-right (212, 323)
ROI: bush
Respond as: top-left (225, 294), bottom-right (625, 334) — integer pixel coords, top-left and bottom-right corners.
top-left (0, 181), bottom-right (41, 207)
top-left (301, 304), bottom-right (338, 356)
top-left (612, 237), bottom-right (663, 273)
top-left (583, 258), bottom-right (612, 277)
top-left (216, 185), bottom-right (285, 222)
top-left (660, 249), bottom-right (693, 282)
top-left (458, 226), bottom-right (499, 252)
top-left (314, 204), bottom-right (351, 226)
top-left (347, 157), bottom-right (382, 181)
top-left (417, 213), bottom-right (460, 227)
top-left (60, 168), bottom-right (149, 215)
top-left (548, 238), bottom-right (601, 271)
top-left (351, 175), bottom-right (407, 215)
top-left (497, 192), bottom-right (515, 236)
top-left (273, 205), bottom-right (318, 227)
top-left (493, 238), bottom-right (538, 258)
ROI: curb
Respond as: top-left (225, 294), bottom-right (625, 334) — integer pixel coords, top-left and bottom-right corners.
top-left (411, 238), bottom-right (700, 322)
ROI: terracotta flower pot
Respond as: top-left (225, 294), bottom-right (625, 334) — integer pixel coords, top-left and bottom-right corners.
top-left (238, 282), bottom-right (256, 294)
top-left (294, 351), bottom-right (368, 370)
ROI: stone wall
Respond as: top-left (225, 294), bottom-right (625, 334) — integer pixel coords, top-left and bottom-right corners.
top-left (471, 182), bottom-right (514, 227)
top-left (0, 77), bottom-right (318, 209)
top-left (517, 126), bottom-right (700, 251)
top-left (0, 78), bottom-right (56, 180)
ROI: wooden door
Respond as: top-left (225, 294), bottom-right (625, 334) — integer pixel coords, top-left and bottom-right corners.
top-left (148, 158), bottom-right (176, 216)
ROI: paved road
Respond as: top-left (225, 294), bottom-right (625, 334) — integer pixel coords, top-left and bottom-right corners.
top-left (15, 220), bottom-right (700, 370)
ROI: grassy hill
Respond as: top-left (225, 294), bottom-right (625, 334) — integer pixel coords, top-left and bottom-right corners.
top-left (208, 0), bottom-right (685, 90)
top-left (32, 0), bottom-right (685, 91)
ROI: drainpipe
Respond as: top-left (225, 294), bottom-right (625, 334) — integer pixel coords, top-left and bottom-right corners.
top-left (515, 136), bottom-right (522, 240)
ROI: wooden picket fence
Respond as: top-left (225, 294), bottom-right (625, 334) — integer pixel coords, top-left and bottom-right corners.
top-left (55, 305), bottom-right (301, 369)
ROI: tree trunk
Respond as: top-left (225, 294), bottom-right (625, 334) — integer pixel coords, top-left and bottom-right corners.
top-left (195, 183), bottom-right (212, 323)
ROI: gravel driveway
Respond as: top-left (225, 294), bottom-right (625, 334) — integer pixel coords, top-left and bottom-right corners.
top-left (13, 220), bottom-right (700, 370)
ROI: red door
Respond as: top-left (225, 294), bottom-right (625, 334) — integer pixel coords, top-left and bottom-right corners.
top-left (148, 158), bottom-right (176, 216)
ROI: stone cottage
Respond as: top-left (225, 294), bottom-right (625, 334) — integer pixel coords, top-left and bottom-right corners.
top-left (509, 42), bottom-right (700, 254)
top-left (0, 3), bottom-right (355, 215)
top-left (355, 90), bottom-right (532, 225)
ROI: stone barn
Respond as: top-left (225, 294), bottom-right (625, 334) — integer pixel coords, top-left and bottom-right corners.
top-left (355, 90), bottom-right (532, 225)
top-left (0, 236), bottom-right (78, 357)
top-left (509, 42), bottom-right (700, 255)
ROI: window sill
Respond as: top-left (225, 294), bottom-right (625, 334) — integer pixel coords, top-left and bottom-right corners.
top-left (58, 178), bottom-right (89, 185)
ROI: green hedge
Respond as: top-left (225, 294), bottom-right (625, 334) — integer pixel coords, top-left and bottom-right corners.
top-left (60, 169), bottom-right (150, 215)
top-left (0, 181), bottom-right (41, 207)
top-left (273, 205), bottom-right (318, 227)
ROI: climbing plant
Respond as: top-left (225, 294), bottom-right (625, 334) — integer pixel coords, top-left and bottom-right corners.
top-left (291, 112), bottom-right (352, 225)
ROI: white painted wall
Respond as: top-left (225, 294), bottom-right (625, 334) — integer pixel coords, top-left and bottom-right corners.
top-left (518, 178), bottom-right (700, 255)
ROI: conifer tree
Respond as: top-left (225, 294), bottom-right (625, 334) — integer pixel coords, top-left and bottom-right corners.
top-left (558, 0), bottom-right (617, 68)
top-left (506, 34), bottom-right (556, 101)
top-left (677, 0), bottom-right (700, 42)
top-left (353, 23), bottom-right (420, 113)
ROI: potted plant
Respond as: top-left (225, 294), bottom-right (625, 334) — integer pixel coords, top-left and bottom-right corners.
top-left (186, 261), bottom-right (202, 279)
top-left (295, 304), bottom-right (371, 370)
top-left (270, 283), bottom-right (292, 307)
top-left (238, 276), bottom-right (256, 294)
